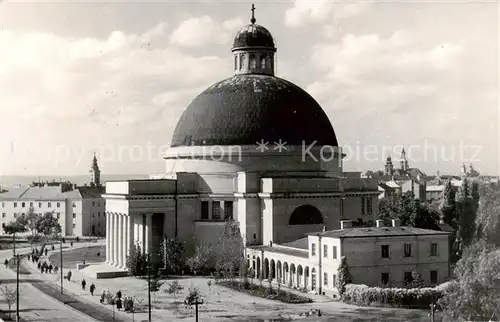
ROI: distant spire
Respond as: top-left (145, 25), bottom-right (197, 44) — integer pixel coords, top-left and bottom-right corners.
top-left (250, 4), bottom-right (256, 24)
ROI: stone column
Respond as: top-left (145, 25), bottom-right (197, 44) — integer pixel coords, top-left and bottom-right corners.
top-left (146, 214), bottom-right (153, 255)
top-left (105, 212), bottom-right (110, 264)
top-left (113, 213), bottom-right (119, 266)
top-left (117, 214), bottom-right (123, 268)
top-left (109, 213), bottom-right (115, 266)
top-left (127, 215), bottom-right (133, 263)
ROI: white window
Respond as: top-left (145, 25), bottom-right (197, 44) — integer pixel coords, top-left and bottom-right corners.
top-left (324, 272), bottom-right (328, 286)
top-left (430, 243), bottom-right (438, 256)
top-left (332, 246), bottom-right (337, 259)
top-left (323, 244), bottom-right (328, 258)
top-left (311, 243), bottom-right (316, 256)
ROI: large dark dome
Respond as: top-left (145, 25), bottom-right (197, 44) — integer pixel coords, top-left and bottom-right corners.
top-left (170, 74), bottom-right (338, 147)
top-left (232, 24), bottom-right (275, 50)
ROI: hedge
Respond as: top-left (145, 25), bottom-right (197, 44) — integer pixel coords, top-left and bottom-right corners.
top-left (342, 284), bottom-right (443, 309)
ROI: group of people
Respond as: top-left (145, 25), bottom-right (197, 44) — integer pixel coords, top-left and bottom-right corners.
top-left (99, 290), bottom-right (124, 310)
top-left (81, 278), bottom-right (96, 296)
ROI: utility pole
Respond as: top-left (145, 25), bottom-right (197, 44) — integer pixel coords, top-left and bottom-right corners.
top-left (16, 254), bottom-right (20, 322)
top-left (147, 253), bottom-right (151, 322)
top-left (60, 236), bottom-right (64, 294)
top-left (13, 231), bottom-right (16, 257)
top-left (194, 299), bottom-right (203, 322)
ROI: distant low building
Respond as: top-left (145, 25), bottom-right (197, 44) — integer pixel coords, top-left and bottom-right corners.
top-left (0, 155), bottom-right (105, 237)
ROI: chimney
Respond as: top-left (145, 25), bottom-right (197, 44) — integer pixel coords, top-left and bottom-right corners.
top-left (376, 219), bottom-right (385, 228)
top-left (392, 219), bottom-right (401, 227)
top-left (340, 220), bottom-right (352, 230)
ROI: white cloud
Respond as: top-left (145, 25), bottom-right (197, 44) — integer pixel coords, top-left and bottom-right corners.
top-left (284, 0), bottom-right (371, 28)
top-left (0, 22), bottom-right (229, 174)
top-left (170, 16), bottom-right (243, 47)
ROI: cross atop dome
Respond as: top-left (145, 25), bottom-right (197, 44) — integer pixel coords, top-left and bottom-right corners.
top-left (251, 4), bottom-right (256, 24)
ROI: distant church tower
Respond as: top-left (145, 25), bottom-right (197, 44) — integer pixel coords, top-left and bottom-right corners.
top-left (89, 153), bottom-right (101, 187)
top-left (400, 147), bottom-right (409, 173)
top-left (384, 156), bottom-right (394, 175)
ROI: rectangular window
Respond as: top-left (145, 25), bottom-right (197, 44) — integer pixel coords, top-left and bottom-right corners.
top-left (92, 213), bottom-right (95, 218)
top-left (72, 202), bottom-right (76, 208)
top-left (56, 202), bottom-right (60, 207)
top-left (201, 201), bottom-right (209, 220)
top-left (381, 272), bottom-right (390, 285)
top-left (367, 197), bottom-right (373, 214)
top-left (404, 244), bottom-right (412, 257)
top-left (2, 213), bottom-right (5, 218)
top-left (430, 270), bottom-right (438, 284)
top-left (324, 272), bottom-right (328, 286)
top-left (29, 202), bottom-right (33, 207)
top-left (224, 201), bottom-right (233, 220)
top-left (73, 213), bottom-right (76, 218)
top-left (404, 271), bottom-right (413, 284)
top-left (98, 212), bottom-right (100, 217)
top-left (48, 202), bottom-right (51, 207)
top-left (38, 202), bottom-right (42, 208)
top-left (430, 243), bottom-right (438, 256)
top-left (361, 197), bottom-right (365, 215)
top-left (332, 246), bottom-right (337, 259)
top-left (13, 202), bottom-right (17, 208)
top-left (1, 202), bottom-right (4, 207)
top-left (323, 244), bottom-right (328, 258)
top-left (56, 213), bottom-right (60, 219)
top-left (311, 243), bottom-right (316, 256)
top-left (13, 213), bottom-right (17, 218)
top-left (381, 245), bottom-right (389, 258)
top-left (2, 223), bottom-right (5, 228)
top-left (212, 202), bottom-right (221, 220)
top-left (332, 274), bottom-right (337, 287)
top-left (72, 223), bottom-right (76, 228)
top-left (92, 201), bottom-right (95, 207)
top-left (21, 202), bottom-right (25, 208)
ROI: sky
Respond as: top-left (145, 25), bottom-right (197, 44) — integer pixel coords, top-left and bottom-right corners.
top-left (0, 0), bottom-right (498, 176)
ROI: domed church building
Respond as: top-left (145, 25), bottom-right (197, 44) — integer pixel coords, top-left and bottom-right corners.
top-left (101, 8), bottom-right (380, 277)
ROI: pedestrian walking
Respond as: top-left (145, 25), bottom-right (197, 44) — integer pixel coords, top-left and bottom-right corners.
top-left (49, 264), bottom-right (53, 273)
top-left (67, 270), bottom-right (72, 282)
top-left (100, 290), bottom-right (105, 304)
top-left (37, 261), bottom-right (41, 269)
top-left (45, 249), bottom-right (48, 256)
top-left (4, 259), bottom-right (8, 267)
top-left (81, 279), bottom-right (86, 290)
top-left (70, 242), bottom-right (73, 247)
top-left (90, 283), bottom-right (95, 296)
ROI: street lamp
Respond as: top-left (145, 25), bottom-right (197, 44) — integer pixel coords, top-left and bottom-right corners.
top-left (15, 254), bottom-right (20, 322)
top-left (60, 235), bottom-right (64, 294)
top-left (147, 253), bottom-right (151, 322)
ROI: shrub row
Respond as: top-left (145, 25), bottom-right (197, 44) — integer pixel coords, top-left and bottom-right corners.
top-left (342, 284), bottom-right (443, 309)
top-left (218, 280), bottom-right (312, 304)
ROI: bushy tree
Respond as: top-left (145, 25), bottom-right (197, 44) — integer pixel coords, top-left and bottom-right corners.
top-left (439, 241), bottom-right (500, 321)
top-left (455, 179), bottom-right (478, 256)
top-left (215, 220), bottom-right (245, 280)
top-left (475, 182), bottom-right (500, 247)
top-left (186, 244), bottom-right (213, 275)
top-left (0, 285), bottom-right (17, 319)
top-left (37, 211), bottom-right (62, 238)
top-left (149, 279), bottom-right (164, 302)
top-left (439, 179), bottom-right (456, 228)
top-left (378, 192), bottom-right (439, 229)
top-left (3, 217), bottom-right (28, 235)
top-left (158, 236), bottom-right (185, 275)
top-left (337, 256), bottom-right (351, 297)
top-left (126, 243), bottom-right (147, 276)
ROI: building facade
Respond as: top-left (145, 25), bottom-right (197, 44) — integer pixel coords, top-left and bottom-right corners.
top-left (246, 219), bottom-right (451, 297)
top-left (103, 12), bottom-right (381, 270)
top-left (0, 156), bottom-right (105, 237)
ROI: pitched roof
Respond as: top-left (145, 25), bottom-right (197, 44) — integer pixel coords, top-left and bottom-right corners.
top-left (63, 189), bottom-right (82, 199)
top-left (281, 237), bottom-right (308, 250)
top-left (309, 226), bottom-right (451, 239)
top-left (0, 187), bottom-right (30, 200)
top-left (76, 186), bottom-right (102, 199)
top-left (19, 186), bottom-right (67, 200)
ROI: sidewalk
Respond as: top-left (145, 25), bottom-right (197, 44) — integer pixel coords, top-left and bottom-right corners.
top-left (22, 243), bottom-right (146, 322)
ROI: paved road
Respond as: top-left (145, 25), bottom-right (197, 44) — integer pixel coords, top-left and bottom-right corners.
top-left (0, 248), bottom-right (96, 321)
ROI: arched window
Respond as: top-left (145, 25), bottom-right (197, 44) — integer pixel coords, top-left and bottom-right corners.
top-left (260, 55), bottom-right (266, 70)
top-left (249, 54), bottom-right (257, 70)
top-left (267, 56), bottom-right (272, 70)
top-left (234, 55), bottom-right (238, 71)
top-left (239, 54), bottom-right (246, 71)
top-left (289, 204), bottom-right (324, 225)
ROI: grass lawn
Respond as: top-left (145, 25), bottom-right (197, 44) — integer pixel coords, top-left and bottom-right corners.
top-left (48, 245), bottom-right (106, 267)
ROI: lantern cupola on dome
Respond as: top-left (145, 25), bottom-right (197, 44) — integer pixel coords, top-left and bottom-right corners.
top-left (232, 4), bottom-right (276, 76)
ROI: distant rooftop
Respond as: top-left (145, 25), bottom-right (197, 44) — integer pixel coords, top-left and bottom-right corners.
top-left (0, 185), bottom-right (103, 201)
top-left (308, 226), bottom-right (451, 239)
